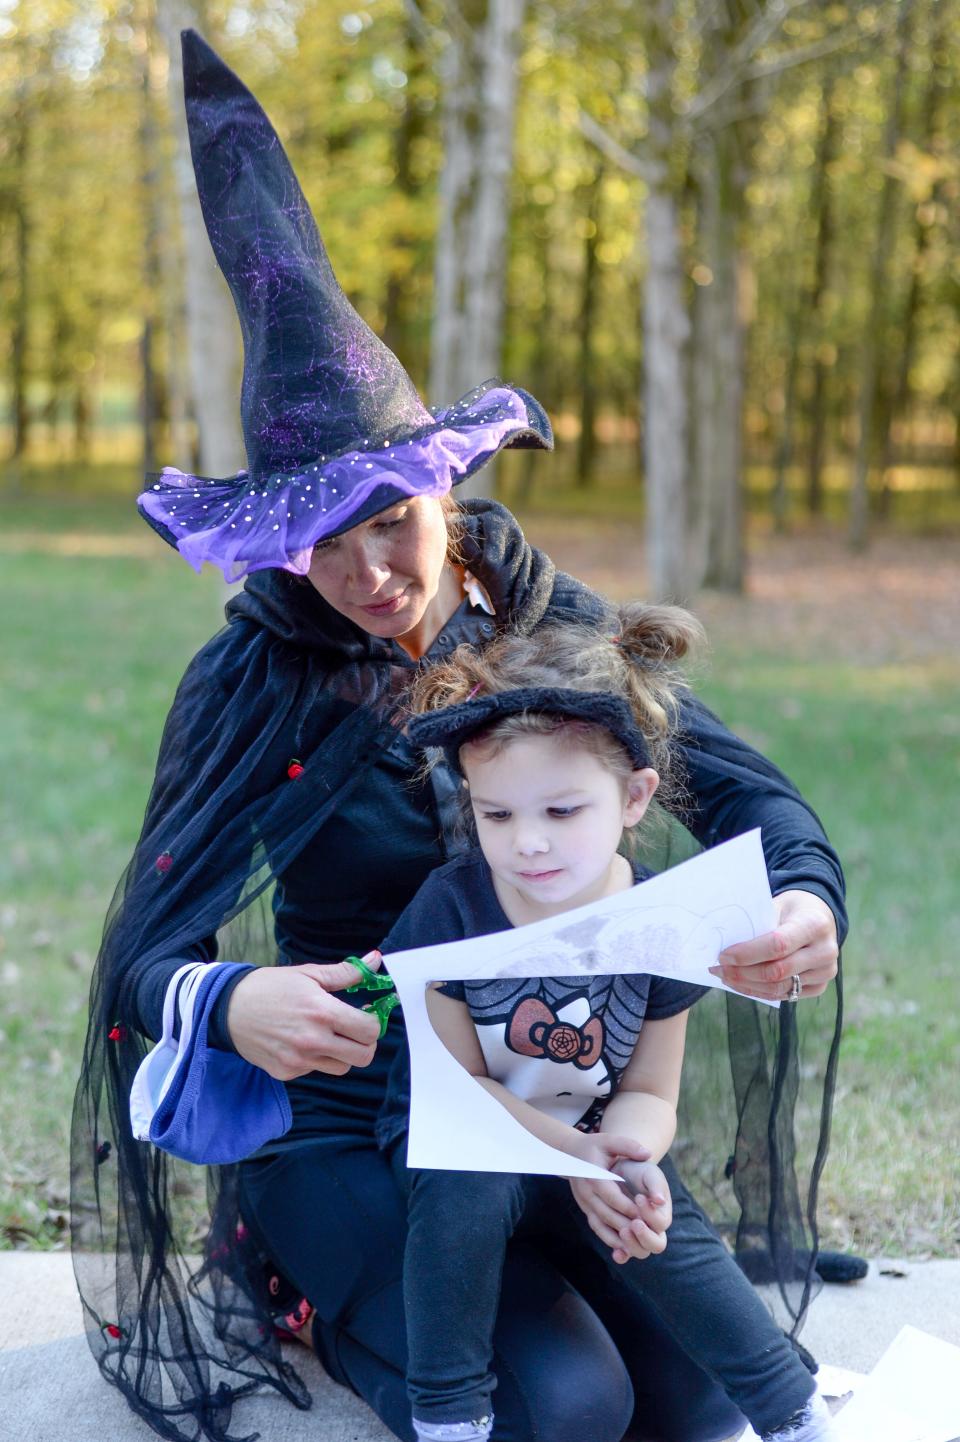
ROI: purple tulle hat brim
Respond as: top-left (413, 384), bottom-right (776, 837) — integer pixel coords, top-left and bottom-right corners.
top-left (138, 383), bottom-right (551, 583)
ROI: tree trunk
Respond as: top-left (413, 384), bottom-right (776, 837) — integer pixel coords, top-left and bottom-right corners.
top-left (138, 15), bottom-right (163, 474)
top-left (640, 0), bottom-right (690, 600)
top-left (849, 0), bottom-right (913, 551)
top-left (805, 72), bottom-right (839, 516)
top-left (159, 223), bottom-right (193, 467)
top-left (773, 70), bottom-right (837, 530)
top-left (10, 73), bottom-right (31, 463)
top-left (153, 2), bottom-right (192, 470)
top-left (74, 373), bottom-right (92, 465)
top-left (771, 305), bottom-right (801, 534)
top-left (643, 208), bottom-right (689, 600)
top-left (156, 0), bottom-right (245, 478)
top-left (690, 124), bottom-right (745, 593)
top-left (43, 275), bottom-right (71, 447)
top-left (877, 0), bottom-right (947, 518)
top-left (430, 0), bottom-right (526, 499)
top-left (382, 16), bottom-right (428, 378)
top-left (516, 218), bottom-right (554, 507)
top-left (575, 163), bottom-right (604, 489)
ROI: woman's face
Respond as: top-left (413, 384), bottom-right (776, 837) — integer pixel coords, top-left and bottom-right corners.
top-left (305, 494), bottom-right (451, 640)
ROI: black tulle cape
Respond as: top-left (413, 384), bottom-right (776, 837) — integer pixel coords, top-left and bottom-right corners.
top-left (71, 500), bottom-right (843, 1442)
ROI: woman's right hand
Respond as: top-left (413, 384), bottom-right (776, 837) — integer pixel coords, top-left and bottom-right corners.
top-left (226, 951), bottom-right (385, 1080)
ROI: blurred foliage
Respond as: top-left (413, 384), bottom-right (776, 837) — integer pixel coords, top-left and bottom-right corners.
top-left (1, 0), bottom-right (958, 517)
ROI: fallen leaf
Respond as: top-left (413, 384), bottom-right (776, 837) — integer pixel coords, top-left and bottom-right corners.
top-left (2, 1224), bottom-right (37, 1248)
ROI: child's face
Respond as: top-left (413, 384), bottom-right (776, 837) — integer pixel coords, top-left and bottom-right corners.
top-left (464, 732), bottom-right (658, 924)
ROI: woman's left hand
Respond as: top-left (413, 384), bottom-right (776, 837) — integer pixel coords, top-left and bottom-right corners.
top-left (708, 889), bottom-right (839, 1003)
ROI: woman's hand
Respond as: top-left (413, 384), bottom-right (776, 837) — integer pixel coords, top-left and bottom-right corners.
top-left (568, 1134), bottom-right (667, 1265)
top-left (709, 889), bottom-right (839, 1002)
top-left (226, 950), bottom-right (384, 1080)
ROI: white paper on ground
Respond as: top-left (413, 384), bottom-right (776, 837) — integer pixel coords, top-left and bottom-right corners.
top-left (833, 1326), bottom-right (960, 1442)
top-left (816, 1363), bottom-right (868, 1400)
top-left (385, 829), bottom-right (777, 1179)
top-left (735, 1358), bottom-right (928, 1442)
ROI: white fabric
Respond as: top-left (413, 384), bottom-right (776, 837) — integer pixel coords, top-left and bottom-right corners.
top-left (462, 570), bottom-right (495, 615)
top-left (762, 1392), bottom-right (837, 1441)
top-left (412, 1418), bottom-right (493, 1441)
top-left (129, 961), bottom-right (220, 1139)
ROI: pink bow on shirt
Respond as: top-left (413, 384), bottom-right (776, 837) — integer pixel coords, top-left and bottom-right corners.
top-left (507, 997), bottom-right (604, 1069)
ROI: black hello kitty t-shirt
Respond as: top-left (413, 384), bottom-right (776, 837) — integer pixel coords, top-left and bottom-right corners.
top-left (375, 848), bottom-right (707, 1148)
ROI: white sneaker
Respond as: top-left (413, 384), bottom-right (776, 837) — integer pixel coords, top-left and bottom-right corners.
top-left (412, 1416), bottom-right (494, 1442)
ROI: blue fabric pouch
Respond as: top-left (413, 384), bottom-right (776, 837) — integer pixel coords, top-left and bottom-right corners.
top-left (130, 961), bottom-right (292, 1165)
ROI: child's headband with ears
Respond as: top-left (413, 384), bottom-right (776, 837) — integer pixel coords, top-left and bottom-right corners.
top-left (407, 687), bottom-right (652, 776)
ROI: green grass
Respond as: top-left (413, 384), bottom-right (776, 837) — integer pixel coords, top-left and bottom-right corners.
top-left (1, 518), bottom-right (224, 1248)
top-left (1, 490), bottom-right (957, 1256)
top-left (697, 656), bottom-right (960, 1257)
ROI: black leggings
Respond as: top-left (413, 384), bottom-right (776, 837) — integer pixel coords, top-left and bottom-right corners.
top-left (239, 1136), bottom-right (746, 1442)
top-left (399, 1163), bottom-right (812, 1436)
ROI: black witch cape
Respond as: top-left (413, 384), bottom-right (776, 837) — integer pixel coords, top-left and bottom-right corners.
top-left (71, 500), bottom-right (843, 1442)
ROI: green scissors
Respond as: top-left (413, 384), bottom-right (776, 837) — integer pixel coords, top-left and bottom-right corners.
top-left (344, 953), bottom-right (400, 1038)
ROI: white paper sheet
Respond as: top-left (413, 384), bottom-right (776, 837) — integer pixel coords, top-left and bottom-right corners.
top-left (833, 1326), bottom-right (960, 1442)
top-left (385, 829), bottom-right (777, 1179)
top-left (816, 1364), bottom-right (868, 1401)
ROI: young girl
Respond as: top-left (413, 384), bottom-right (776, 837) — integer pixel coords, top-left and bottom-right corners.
top-left (375, 606), bottom-right (836, 1442)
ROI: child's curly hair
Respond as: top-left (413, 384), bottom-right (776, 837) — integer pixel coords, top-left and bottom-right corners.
top-left (409, 602), bottom-right (704, 830)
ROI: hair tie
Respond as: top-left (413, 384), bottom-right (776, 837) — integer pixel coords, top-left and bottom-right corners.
top-left (466, 682), bottom-right (483, 700)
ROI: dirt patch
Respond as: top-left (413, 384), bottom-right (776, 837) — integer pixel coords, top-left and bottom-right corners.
top-left (519, 516), bottom-right (959, 666)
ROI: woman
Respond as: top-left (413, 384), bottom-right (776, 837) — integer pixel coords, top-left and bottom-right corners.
top-left (71, 31), bottom-right (843, 1442)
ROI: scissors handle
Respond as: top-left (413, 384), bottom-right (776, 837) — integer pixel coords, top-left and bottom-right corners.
top-left (344, 954), bottom-right (396, 993)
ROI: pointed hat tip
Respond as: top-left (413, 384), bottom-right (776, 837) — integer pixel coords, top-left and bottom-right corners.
top-left (180, 28), bottom-right (233, 94)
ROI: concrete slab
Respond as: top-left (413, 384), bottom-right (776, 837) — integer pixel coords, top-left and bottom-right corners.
top-left (0, 1252), bottom-right (392, 1442)
top-left (1, 1252), bottom-right (958, 1441)
top-left (800, 1257), bottom-right (960, 1376)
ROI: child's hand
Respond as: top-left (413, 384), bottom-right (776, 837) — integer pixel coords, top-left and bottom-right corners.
top-left (612, 1159), bottom-right (672, 1260)
top-left (568, 1134), bottom-right (666, 1265)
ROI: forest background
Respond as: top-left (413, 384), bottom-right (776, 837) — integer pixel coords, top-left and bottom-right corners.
top-left (0, 0), bottom-right (957, 1263)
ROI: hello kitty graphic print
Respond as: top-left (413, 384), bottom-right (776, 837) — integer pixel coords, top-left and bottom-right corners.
top-left (474, 989), bottom-right (612, 1126)
top-left (448, 965), bottom-right (700, 1128)
top-left (375, 849), bottom-right (710, 1146)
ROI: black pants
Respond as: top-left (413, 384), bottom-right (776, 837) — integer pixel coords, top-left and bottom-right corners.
top-left (398, 1158), bottom-right (813, 1438)
top-left (239, 1134), bottom-right (762, 1442)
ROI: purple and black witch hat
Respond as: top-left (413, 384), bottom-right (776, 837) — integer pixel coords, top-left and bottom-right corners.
top-left (139, 30), bottom-right (552, 582)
